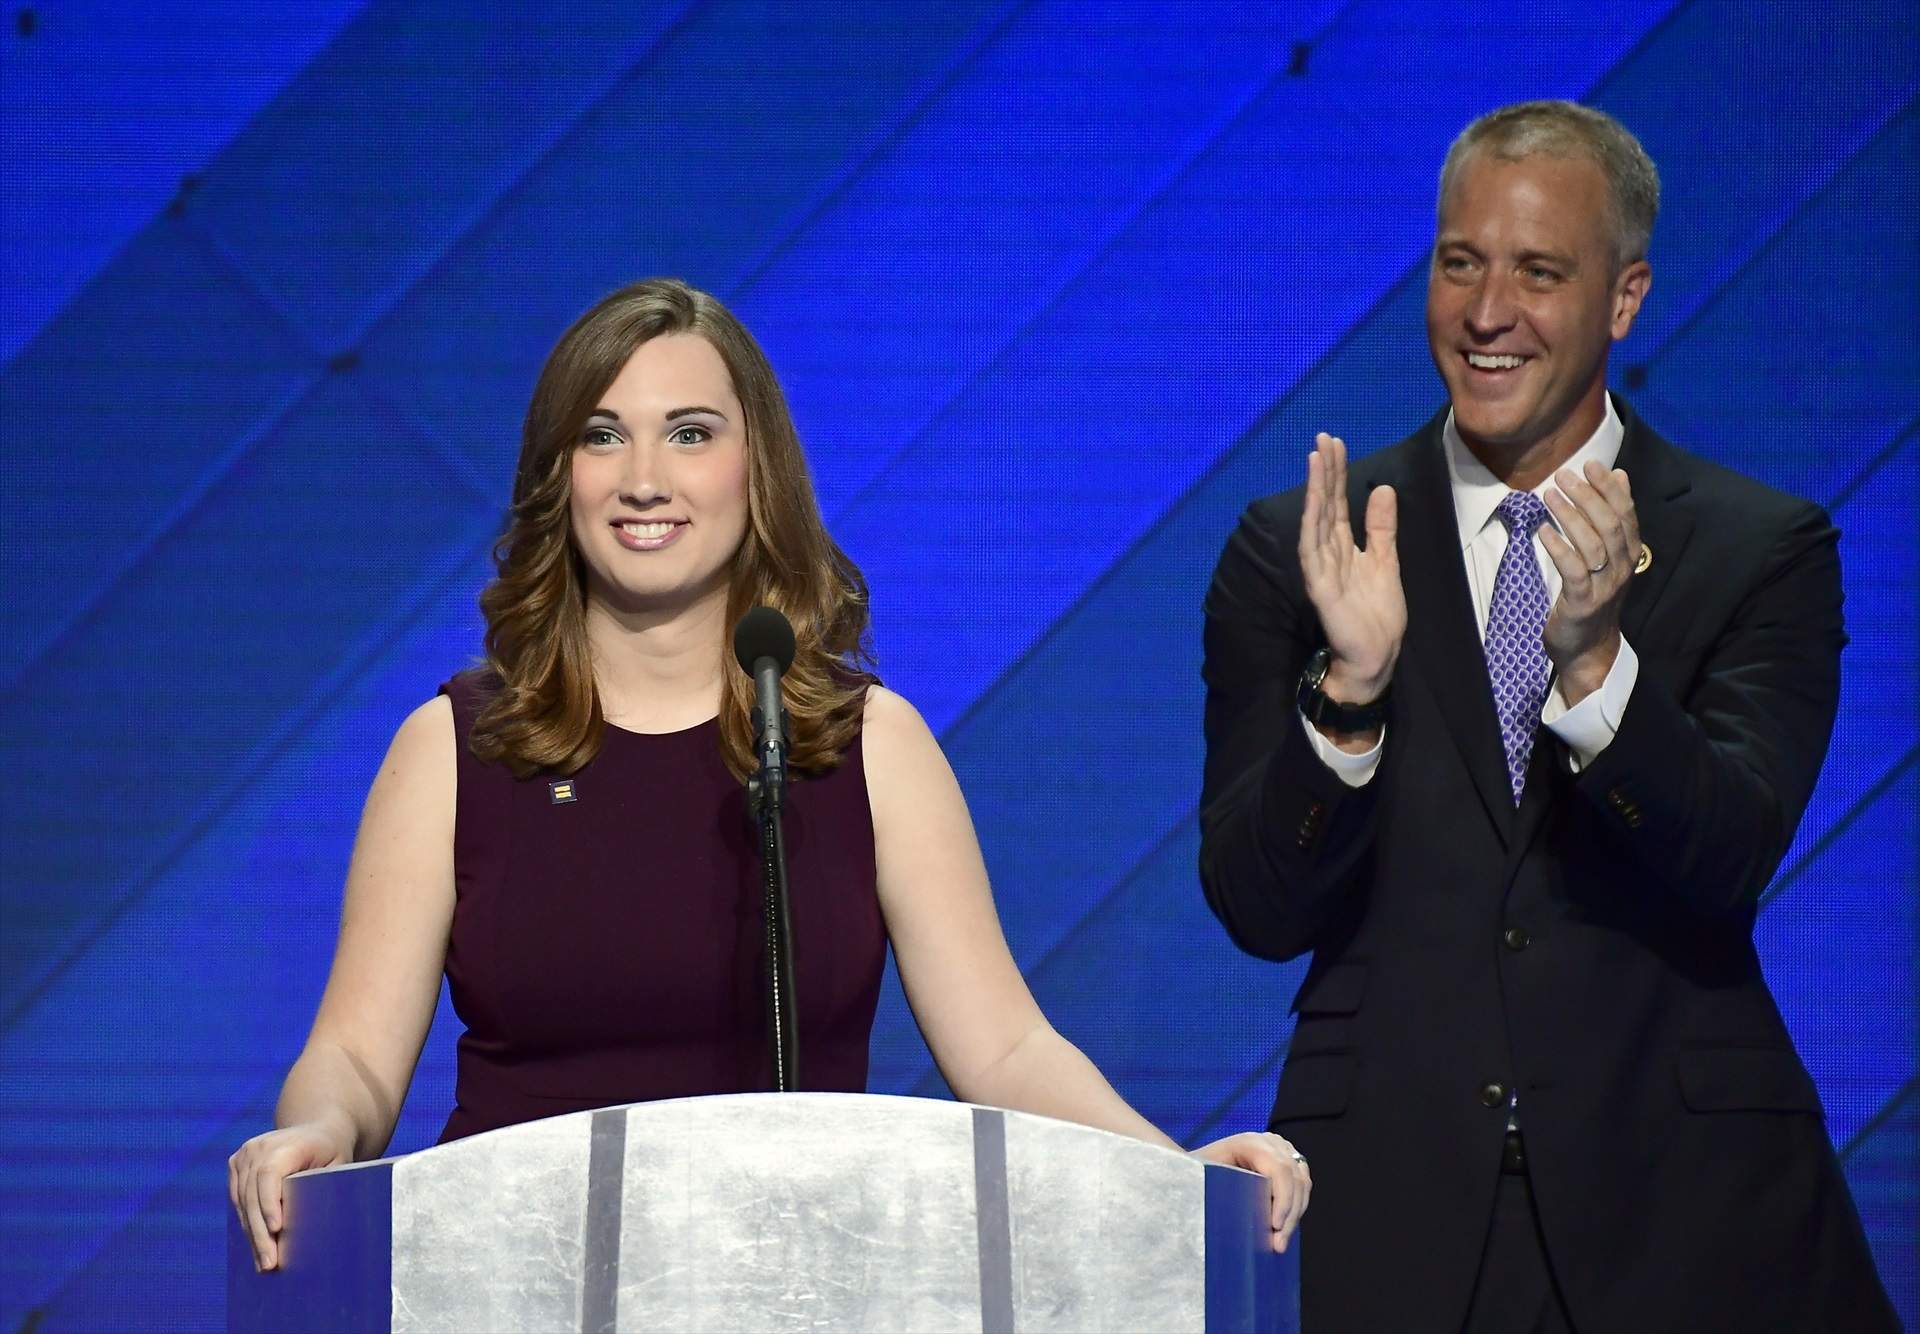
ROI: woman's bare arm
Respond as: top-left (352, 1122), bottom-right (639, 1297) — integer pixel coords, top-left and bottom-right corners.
top-left (227, 695), bottom-right (456, 1268)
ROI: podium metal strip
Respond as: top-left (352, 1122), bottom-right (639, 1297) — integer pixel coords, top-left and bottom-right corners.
top-left (582, 1107), bottom-right (628, 1333)
top-left (970, 1106), bottom-right (1015, 1333)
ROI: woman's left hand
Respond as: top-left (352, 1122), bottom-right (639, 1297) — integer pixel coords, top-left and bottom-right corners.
top-left (1191, 1131), bottom-right (1312, 1253)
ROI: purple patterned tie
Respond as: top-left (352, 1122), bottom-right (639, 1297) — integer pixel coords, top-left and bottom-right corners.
top-left (1485, 491), bottom-right (1553, 804)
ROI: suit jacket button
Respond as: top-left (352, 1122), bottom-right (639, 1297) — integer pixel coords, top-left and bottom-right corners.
top-left (1503, 926), bottom-right (1530, 951)
top-left (1479, 1081), bottom-right (1506, 1108)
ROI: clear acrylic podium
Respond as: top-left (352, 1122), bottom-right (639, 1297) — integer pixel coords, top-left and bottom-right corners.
top-left (227, 1092), bottom-right (1297, 1332)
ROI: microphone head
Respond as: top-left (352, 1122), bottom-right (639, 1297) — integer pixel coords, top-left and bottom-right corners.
top-left (733, 606), bottom-right (796, 677)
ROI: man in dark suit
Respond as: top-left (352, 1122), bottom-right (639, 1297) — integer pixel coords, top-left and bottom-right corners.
top-left (1199, 101), bottom-right (1896, 1332)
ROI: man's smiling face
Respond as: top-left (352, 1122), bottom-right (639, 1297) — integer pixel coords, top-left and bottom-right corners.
top-left (1426, 151), bottom-right (1649, 467)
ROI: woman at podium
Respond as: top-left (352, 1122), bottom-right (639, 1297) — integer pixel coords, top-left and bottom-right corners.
top-left (229, 279), bottom-right (1308, 1271)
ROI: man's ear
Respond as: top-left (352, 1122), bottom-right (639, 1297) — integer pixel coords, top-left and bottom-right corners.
top-left (1611, 259), bottom-right (1652, 341)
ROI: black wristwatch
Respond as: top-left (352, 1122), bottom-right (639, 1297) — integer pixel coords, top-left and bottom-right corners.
top-left (1296, 647), bottom-right (1389, 733)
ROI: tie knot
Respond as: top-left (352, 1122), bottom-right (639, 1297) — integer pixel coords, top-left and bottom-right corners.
top-left (1496, 490), bottom-right (1549, 536)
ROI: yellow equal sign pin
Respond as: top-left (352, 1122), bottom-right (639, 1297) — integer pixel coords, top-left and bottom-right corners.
top-left (548, 778), bottom-right (578, 804)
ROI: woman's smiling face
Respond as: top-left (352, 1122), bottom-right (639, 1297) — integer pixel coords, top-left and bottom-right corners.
top-left (568, 333), bottom-right (750, 615)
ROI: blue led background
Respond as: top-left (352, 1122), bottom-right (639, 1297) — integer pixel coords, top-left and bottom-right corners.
top-left (2, 3), bottom-right (1914, 1329)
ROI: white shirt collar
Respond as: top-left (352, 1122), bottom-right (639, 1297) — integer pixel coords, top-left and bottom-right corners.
top-left (1443, 395), bottom-right (1625, 551)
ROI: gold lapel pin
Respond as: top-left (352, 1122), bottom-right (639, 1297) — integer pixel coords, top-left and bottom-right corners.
top-left (1634, 543), bottom-right (1653, 575)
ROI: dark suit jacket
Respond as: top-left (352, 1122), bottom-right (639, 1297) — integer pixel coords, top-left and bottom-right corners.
top-left (1199, 398), bottom-right (1895, 1333)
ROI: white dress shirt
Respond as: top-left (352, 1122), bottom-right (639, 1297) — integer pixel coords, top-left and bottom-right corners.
top-left (1305, 397), bottom-right (1641, 786)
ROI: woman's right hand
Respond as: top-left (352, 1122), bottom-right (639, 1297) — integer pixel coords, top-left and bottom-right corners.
top-left (227, 1121), bottom-right (353, 1271)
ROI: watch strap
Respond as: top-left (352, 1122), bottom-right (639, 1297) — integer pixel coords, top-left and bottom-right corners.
top-left (1297, 648), bottom-right (1389, 733)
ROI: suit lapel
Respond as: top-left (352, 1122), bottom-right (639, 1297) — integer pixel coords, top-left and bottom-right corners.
top-left (1393, 413), bottom-right (1517, 846)
top-left (1612, 398), bottom-right (1695, 645)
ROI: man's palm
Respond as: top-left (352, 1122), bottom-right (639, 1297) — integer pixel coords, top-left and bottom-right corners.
top-left (1298, 434), bottom-right (1405, 695)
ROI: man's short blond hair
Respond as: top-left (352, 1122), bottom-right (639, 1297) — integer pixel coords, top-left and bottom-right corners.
top-left (1439, 100), bottom-right (1661, 271)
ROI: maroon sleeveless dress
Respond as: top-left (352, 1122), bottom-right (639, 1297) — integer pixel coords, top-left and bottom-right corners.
top-left (436, 671), bottom-right (886, 1142)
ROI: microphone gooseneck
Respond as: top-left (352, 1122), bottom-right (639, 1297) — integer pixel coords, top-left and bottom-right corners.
top-left (732, 607), bottom-right (800, 1093)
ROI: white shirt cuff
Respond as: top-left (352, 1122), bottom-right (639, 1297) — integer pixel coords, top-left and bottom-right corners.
top-left (1542, 637), bottom-right (1639, 771)
top-left (1300, 710), bottom-right (1384, 788)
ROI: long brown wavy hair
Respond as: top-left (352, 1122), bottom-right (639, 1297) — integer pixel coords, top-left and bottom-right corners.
top-left (469, 278), bottom-right (875, 782)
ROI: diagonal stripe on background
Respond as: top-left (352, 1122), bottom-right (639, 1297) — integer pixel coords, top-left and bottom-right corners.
top-left (0, 1), bottom-right (369, 367)
top-left (786, 0), bottom-right (1355, 522)
top-left (179, 1), bottom-right (711, 354)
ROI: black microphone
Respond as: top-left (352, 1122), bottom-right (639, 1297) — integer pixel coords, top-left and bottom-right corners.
top-left (732, 606), bottom-right (796, 807)
top-left (732, 606), bottom-right (800, 1090)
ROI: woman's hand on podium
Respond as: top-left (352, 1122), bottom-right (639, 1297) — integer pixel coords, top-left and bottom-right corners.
top-left (227, 1119), bottom-right (353, 1271)
top-left (1191, 1131), bottom-right (1312, 1253)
